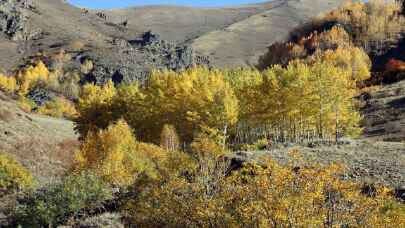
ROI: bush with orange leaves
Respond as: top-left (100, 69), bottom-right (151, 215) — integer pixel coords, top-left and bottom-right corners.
top-left (385, 58), bottom-right (405, 73)
top-left (126, 149), bottom-right (405, 227)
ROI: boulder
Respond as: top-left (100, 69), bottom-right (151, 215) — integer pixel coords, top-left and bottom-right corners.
top-left (395, 186), bottom-right (405, 202)
top-left (27, 86), bottom-right (55, 106)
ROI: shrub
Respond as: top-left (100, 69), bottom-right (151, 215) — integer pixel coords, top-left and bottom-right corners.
top-left (190, 132), bottom-right (227, 158)
top-left (241, 138), bottom-right (269, 151)
top-left (78, 213), bottom-right (124, 228)
top-left (74, 120), bottom-right (164, 186)
top-left (16, 61), bottom-right (51, 95)
top-left (11, 172), bottom-right (112, 227)
top-left (0, 74), bottom-right (18, 93)
top-left (385, 58), bottom-right (405, 72)
top-left (160, 124), bottom-right (180, 151)
top-left (37, 97), bottom-right (78, 119)
top-left (80, 59), bottom-right (94, 74)
top-left (126, 152), bottom-right (405, 227)
top-left (0, 153), bottom-right (34, 194)
top-left (17, 96), bottom-right (36, 113)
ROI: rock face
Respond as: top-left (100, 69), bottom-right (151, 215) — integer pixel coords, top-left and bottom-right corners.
top-left (83, 31), bottom-right (210, 85)
top-left (0, 0), bottom-right (35, 40)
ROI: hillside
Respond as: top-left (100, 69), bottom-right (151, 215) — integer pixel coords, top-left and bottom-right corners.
top-left (362, 80), bottom-right (405, 142)
top-left (191, 0), bottom-right (345, 67)
top-left (0, 92), bottom-right (77, 185)
top-left (0, 0), bottom-right (345, 72)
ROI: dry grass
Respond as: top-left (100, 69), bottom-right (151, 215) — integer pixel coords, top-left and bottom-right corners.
top-left (70, 40), bottom-right (86, 52)
top-left (9, 137), bottom-right (79, 185)
top-left (0, 107), bottom-right (14, 122)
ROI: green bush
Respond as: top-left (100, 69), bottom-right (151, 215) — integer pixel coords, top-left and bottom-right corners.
top-left (0, 153), bottom-right (34, 194)
top-left (11, 172), bottom-right (113, 227)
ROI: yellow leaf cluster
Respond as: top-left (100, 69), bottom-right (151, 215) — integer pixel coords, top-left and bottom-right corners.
top-left (0, 74), bottom-right (18, 93)
top-left (76, 67), bottom-right (240, 143)
top-left (323, 0), bottom-right (405, 50)
top-left (0, 153), bottom-right (34, 193)
top-left (37, 97), bottom-right (78, 119)
top-left (127, 151), bottom-right (405, 227)
top-left (75, 80), bottom-right (117, 137)
top-left (17, 61), bottom-right (52, 95)
top-left (74, 119), bottom-right (165, 186)
top-left (76, 59), bottom-right (363, 144)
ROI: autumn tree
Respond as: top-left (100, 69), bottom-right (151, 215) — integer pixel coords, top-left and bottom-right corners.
top-left (0, 153), bottom-right (34, 194)
top-left (235, 56), bottom-right (362, 143)
top-left (0, 74), bottom-right (18, 93)
top-left (75, 80), bottom-right (117, 138)
top-left (126, 150), bottom-right (405, 227)
top-left (322, 0), bottom-right (405, 54)
top-left (74, 119), bottom-right (164, 186)
top-left (74, 67), bottom-right (240, 143)
top-left (160, 124), bottom-right (180, 152)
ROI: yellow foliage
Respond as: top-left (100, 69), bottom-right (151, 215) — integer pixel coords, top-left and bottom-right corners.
top-left (0, 153), bottom-right (34, 193)
top-left (76, 68), bottom-right (239, 143)
top-left (17, 61), bottom-right (50, 95)
top-left (37, 97), bottom-right (78, 119)
top-left (74, 120), bottom-right (165, 186)
top-left (127, 151), bottom-right (405, 227)
top-left (75, 80), bottom-right (117, 137)
top-left (190, 133), bottom-right (227, 158)
top-left (17, 96), bottom-right (36, 113)
top-left (80, 59), bottom-right (93, 74)
top-left (317, 25), bottom-right (352, 49)
top-left (238, 58), bottom-right (361, 140)
top-left (0, 74), bottom-right (18, 93)
top-left (76, 62), bottom-right (363, 143)
top-left (323, 0), bottom-right (405, 50)
top-left (160, 124), bottom-right (180, 151)
top-left (318, 46), bottom-right (371, 82)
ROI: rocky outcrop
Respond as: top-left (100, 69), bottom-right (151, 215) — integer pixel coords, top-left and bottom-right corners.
top-left (83, 31), bottom-right (210, 85)
top-left (27, 86), bottom-right (55, 106)
top-left (0, 0), bottom-right (37, 41)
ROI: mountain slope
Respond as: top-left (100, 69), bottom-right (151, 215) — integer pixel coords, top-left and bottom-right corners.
top-left (0, 0), bottom-right (346, 71)
top-left (362, 80), bottom-right (405, 142)
top-left (191, 0), bottom-right (346, 67)
top-left (0, 92), bottom-right (77, 185)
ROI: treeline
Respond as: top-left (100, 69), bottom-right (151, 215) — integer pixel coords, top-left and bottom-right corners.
top-left (76, 50), bottom-right (367, 146)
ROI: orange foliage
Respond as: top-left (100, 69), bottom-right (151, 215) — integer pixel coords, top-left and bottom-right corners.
top-left (385, 58), bottom-right (405, 72)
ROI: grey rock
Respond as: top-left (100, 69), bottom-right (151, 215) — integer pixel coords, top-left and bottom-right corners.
top-left (395, 186), bottom-right (405, 202)
top-left (82, 31), bottom-right (210, 85)
top-left (27, 86), bottom-right (55, 106)
top-left (0, 0), bottom-right (37, 40)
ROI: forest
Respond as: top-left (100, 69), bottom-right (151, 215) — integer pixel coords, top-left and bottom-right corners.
top-left (0, 0), bottom-right (405, 227)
